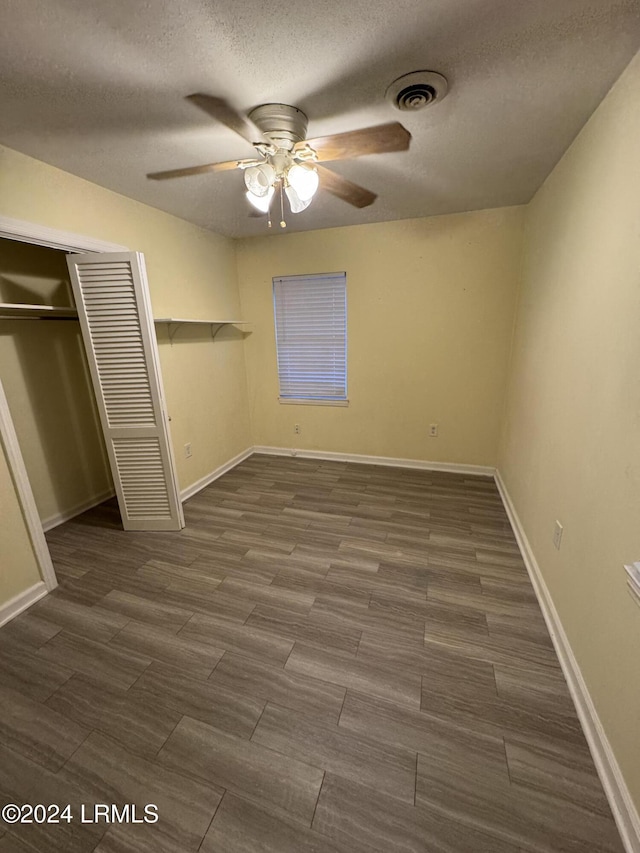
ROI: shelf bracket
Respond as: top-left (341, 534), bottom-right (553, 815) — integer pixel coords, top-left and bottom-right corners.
top-left (210, 322), bottom-right (226, 341)
top-left (153, 319), bottom-right (246, 343)
top-left (167, 322), bottom-right (181, 345)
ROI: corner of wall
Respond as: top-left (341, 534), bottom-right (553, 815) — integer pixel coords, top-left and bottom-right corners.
top-left (496, 203), bottom-right (529, 470)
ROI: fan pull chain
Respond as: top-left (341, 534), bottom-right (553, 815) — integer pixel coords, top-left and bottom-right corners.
top-left (279, 181), bottom-right (286, 229)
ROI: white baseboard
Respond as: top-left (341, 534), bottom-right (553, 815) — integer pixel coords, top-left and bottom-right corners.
top-left (0, 582), bottom-right (48, 628)
top-left (180, 448), bottom-right (255, 502)
top-left (178, 445), bottom-right (493, 506)
top-left (41, 488), bottom-right (116, 532)
top-left (253, 446), bottom-right (495, 478)
top-left (495, 470), bottom-right (640, 853)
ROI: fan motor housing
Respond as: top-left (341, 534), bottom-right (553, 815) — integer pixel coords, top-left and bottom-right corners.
top-left (248, 103), bottom-right (309, 150)
top-left (385, 71), bottom-right (448, 111)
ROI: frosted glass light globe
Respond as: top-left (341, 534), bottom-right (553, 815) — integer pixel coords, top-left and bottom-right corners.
top-left (287, 164), bottom-right (319, 202)
top-left (244, 164), bottom-right (276, 197)
top-left (246, 186), bottom-right (274, 212)
top-left (285, 184), bottom-right (312, 213)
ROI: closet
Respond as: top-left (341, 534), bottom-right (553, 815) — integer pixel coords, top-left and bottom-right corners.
top-left (0, 237), bottom-right (183, 537)
top-left (0, 237), bottom-right (112, 530)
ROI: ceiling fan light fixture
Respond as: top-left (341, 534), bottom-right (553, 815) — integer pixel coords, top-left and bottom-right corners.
top-left (246, 185), bottom-right (274, 212)
top-left (287, 164), bottom-right (319, 201)
top-left (285, 184), bottom-right (312, 214)
top-left (148, 95), bottom-right (405, 226)
top-left (244, 163), bottom-right (276, 197)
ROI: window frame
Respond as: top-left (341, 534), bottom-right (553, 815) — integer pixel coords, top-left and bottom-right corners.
top-left (272, 271), bottom-right (348, 406)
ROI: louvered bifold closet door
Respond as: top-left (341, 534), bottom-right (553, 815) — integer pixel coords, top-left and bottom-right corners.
top-left (66, 252), bottom-right (184, 531)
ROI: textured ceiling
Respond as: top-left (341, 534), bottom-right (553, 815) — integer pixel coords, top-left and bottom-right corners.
top-left (1, 0), bottom-right (639, 238)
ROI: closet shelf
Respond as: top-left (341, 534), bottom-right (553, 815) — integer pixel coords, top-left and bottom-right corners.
top-left (0, 302), bottom-right (78, 319)
top-left (154, 318), bottom-right (249, 342)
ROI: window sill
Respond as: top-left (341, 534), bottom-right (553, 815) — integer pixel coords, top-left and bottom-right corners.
top-left (278, 398), bottom-right (349, 407)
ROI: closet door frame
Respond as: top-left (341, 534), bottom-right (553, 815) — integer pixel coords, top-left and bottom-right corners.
top-left (0, 215), bottom-right (177, 597)
top-left (0, 378), bottom-right (57, 595)
top-left (0, 216), bottom-right (129, 255)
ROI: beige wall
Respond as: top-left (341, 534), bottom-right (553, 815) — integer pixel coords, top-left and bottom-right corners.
top-left (0, 144), bottom-right (252, 494)
top-left (238, 207), bottom-right (524, 466)
top-left (0, 239), bottom-right (112, 524)
top-left (0, 436), bottom-right (42, 603)
top-left (499, 51), bottom-right (640, 807)
top-left (0, 144), bottom-right (252, 609)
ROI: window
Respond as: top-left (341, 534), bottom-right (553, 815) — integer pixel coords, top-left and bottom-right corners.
top-left (273, 272), bottom-right (347, 404)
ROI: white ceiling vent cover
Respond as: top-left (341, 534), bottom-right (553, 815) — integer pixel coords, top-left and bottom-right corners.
top-left (385, 71), bottom-right (448, 111)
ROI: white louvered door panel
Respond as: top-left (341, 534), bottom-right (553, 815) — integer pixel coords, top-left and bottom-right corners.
top-left (66, 252), bottom-right (184, 531)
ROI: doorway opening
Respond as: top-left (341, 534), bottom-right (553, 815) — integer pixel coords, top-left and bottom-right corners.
top-left (0, 217), bottom-right (129, 598)
top-left (0, 236), bottom-right (114, 534)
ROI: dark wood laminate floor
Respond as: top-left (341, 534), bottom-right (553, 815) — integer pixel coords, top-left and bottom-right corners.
top-left (0, 455), bottom-right (625, 853)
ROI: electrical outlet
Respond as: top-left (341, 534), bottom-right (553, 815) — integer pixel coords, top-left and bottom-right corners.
top-left (429, 424), bottom-right (438, 437)
top-left (184, 442), bottom-right (192, 458)
top-left (294, 424), bottom-right (300, 435)
top-left (553, 520), bottom-right (563, 550)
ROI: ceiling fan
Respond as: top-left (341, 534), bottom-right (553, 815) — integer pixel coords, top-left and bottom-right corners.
top-left (147, 94), bottom-right (411, 227)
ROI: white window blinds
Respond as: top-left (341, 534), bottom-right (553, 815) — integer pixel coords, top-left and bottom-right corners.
top-left (273, 272), bottom-right (347, 401)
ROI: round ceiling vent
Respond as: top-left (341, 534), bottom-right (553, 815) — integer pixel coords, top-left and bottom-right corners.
top-left (385, 71), bottom-right (448, 111)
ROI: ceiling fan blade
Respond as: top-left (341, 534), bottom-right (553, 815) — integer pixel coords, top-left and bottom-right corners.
top-left (147, 158), bottom-right (257, 180)
top-left (316, 164), bottom-right (377, 208)
top-left (186, 94), bottom-right (269, 146)
top-left (296, 122), bottom-right (411, 162)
